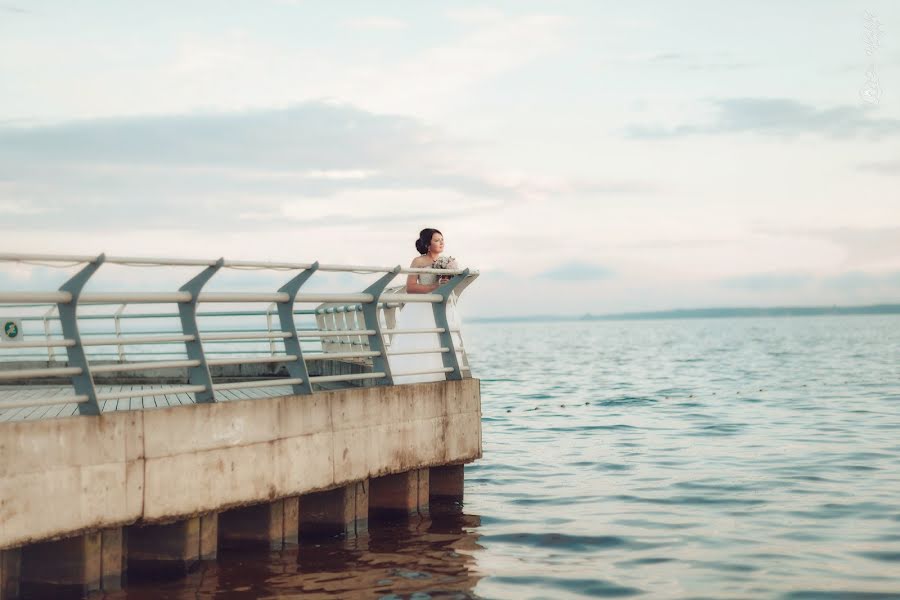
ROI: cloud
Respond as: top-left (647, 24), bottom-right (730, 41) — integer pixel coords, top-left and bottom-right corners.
top-left (0, 4), bottom-right (28, 14)
top-left (444, 7), bottom-right (506, 25)
top-left (711, 267), bottom-right (900, 301)
top-left (627, 98), bottom-right (900, 140)
top-left (0, 102), bottom-right (504, 233)
top-left (822, 270), bottom-right (900, 289)
top-left (641, 52), bottom-right (753, 71)
top-left (538, 262), bottom-right (613, 281)
top-left (0, 101), bottom-right (656, 235)
top-left (717, 272), bottom-right (815, 290)
top-left (802, 227), bottom-right (900, 267)
top-left (344, 17), bottom-right (407, 30)
top-left (857, 160), bottom-right (900, 175)
top-left (0, 102), bottom-right (441, 170)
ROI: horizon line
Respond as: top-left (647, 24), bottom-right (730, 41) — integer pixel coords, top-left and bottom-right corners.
top-left (470, 302), bottom-right (900, 323)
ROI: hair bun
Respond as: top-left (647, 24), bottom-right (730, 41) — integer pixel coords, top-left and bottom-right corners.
top-left (415, 228), bottom-right (442, 255)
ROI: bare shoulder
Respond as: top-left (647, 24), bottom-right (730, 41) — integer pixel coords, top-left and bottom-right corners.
top-left (409, 256), bottom-right (430, 267)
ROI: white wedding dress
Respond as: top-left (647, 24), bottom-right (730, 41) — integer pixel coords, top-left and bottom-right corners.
top-left (388, 272), bottom-right (461, 384)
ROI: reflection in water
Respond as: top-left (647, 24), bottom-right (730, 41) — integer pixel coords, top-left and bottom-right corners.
top-left (109, 502), bottom-right (483, 599)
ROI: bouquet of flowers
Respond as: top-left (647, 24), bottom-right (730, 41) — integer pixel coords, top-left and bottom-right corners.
top-left (433, 255), bottom-right (458, 284)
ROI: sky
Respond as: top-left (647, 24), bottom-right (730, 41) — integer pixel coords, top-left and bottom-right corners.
top-left (1, 0), bottom-right (899, 317)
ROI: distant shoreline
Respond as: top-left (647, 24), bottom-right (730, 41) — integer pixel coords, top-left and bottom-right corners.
top-left (471, 304), bottom-right (900, 323)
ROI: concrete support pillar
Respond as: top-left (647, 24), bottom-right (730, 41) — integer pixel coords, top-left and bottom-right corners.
top-left (369, 469), bottom-right (429, 518)
top-left (429, 464), bottom-right (465, 501)
top-left (100, 528), bottom-right (126, 591)
top-left (200, 513), bottom-right (219, 560)
top-left (219, 497), bottom-right (299, 550)
top-left (18, 529), bottom-right (123, 595)
top-left (0, 548), bottom-right (21, 600)
top-left (127, 514), bottom-right (216, 576)
top-left (298, 481), bottom-right (368, 538)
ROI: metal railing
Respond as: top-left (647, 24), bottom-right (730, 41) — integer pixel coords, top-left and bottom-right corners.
top-left (0, 253), bottom-right (478, 415)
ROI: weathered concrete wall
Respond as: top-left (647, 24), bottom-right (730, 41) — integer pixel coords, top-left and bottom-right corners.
top-left (0, 379), bottom-right (481, 550)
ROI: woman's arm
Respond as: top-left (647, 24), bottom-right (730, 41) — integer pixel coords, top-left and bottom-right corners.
top-left (405, 260), bottom-right (440, 294)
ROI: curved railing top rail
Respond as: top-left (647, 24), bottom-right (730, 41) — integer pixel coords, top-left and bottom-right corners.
top-left (0, 252), bottom-right (479, 418)
top-left (0, 252), bottom-right (479, 277)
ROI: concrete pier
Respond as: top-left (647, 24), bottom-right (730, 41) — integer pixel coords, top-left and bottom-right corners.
top-left (127, 515), bottom-right (217, 576)
top-left (0, 378), bottom-right (481, 598)
top-left (430, 463), bottom-right (466, 501)
top-left (370, 469), bottom-right (430, 518)
top-left (219, 498), bottom-right (299, 550)
top-left (17, 529), bottom-right (123, 596)
top-left (299, 482), bottom-right (369, 538)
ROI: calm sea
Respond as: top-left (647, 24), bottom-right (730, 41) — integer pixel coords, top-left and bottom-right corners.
top-left (111, 315), bottom-right (900, 600)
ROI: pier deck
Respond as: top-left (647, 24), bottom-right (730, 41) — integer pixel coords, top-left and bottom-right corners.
top-left (0, 383), bottom-right (304, 421)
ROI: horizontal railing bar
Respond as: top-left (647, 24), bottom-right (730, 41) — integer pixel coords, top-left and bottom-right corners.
top-left (386, 347), bottom-right (449, 356)
top-left (296, 293), bottom-right (375, 304)
top-left (207, 355), bottom-right (298, 366)
top-left (0, 253), bottom-right (476, 276)
top-left (96, 385), bottom-right (207, 401)
top-left (199, 292), bottom-right (290, 303)
top-left (192, 339), bottom-right (296, 345)
top-left (309, 372), bottom-right (386, 384)
top-left (201, 331), bottom-right (291, 341)
top-left (81, 292), bottom-right (192, 304)
top-left (0, 292), bottom-right (72, 303)
top-left (0, 253), bottom-right (218, 267)
top-left (380, 293), bottom-right (443, 303)
top-left (212, 378), bottom-right (303, 391)
top-left (383, 328), bottom-right (446, 334)
top-left (298, 330), bottom-right (376, 337)
top-left (302, 351), bottom-right (381, 360)
top-left (391, 367), bottom-right (455, 376)
top-left (221, 259), bottom-right (314, 269)
top-left (0, 367), bottom-right (82, 380)
top-left (45, 328), bottom-right (308, 337)
top-left (2, 291), bottom-right (440, 307)
top-left (0, 339), bottom-right (76, 349)
top-left (81, 334), bottom-right (195, 347)
top-left (91, 359), bottom-right (201, 373)
top-left (19, 309), bottom-right (318, 322)
top-left (0, 395), bottom-right (89, 409)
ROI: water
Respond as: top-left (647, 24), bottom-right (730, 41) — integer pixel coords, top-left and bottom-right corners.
top-left (111, 315), bottom-right (900, 599)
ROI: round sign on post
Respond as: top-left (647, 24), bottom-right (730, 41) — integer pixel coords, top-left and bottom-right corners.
top-left (2, 318), bottom-right (23, 343)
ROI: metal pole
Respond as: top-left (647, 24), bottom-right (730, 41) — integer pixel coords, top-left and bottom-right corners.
top-left (114, 303), bottom-right (126, 362)
top-left (265, 302), bottom-right (276, 356)
top-left (178, 258), bottom-right (223, 403)
top-left (58, 254), bottom-right (106, 415)
top-left (275, 262), bottom-right (318, 395)
top-left (43, 305), bottom-right (57, 362)
top-left (431, 269), bottom-right (470, 381)
top-left (360, 267), bottom-right (401, 386)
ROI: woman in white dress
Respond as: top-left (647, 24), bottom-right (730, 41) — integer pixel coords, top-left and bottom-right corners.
top-left (388, 228), bottom-right (452, 384)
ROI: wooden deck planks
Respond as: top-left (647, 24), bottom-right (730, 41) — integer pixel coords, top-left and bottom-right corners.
top-left (0, 380), bottom-right (308, 421)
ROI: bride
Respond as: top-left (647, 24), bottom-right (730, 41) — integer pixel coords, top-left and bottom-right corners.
top-left (388, 228), bottom-right (458, 384)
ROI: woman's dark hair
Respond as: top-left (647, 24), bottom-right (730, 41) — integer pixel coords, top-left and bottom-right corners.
top-left (415, 228), bottom-right (442, 255)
